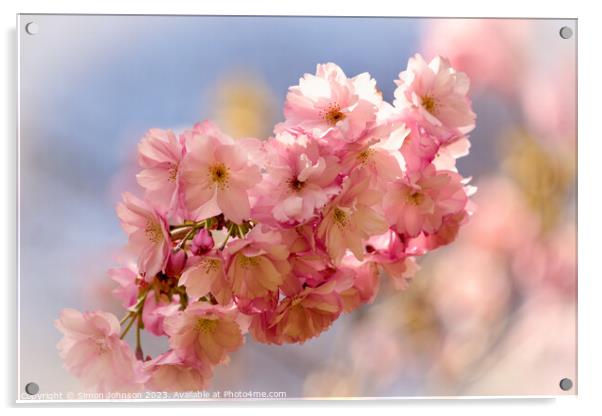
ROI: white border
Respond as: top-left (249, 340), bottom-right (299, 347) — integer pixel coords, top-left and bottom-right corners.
top-left (3, 0), bottom-right (601, 414)
top-left (15, 11), bottom-right (21, 408)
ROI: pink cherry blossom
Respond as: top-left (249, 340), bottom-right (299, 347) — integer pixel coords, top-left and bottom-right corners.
top-left (283, 63), bottom-right (381, 143)
top-left (317, 171), bottom-right (389, 265)
top-left (399, 109), bottom-right (469, 173)
top-left (116, 192), bottom-right (172, 280)
top-left (400, 124), bottom-right (441, 173)
top-left (225, 227), bottom-right (291, 303)
top-left (180, 126), bottom-right (261, 223)
top-left (383, 164), bottom-right (468, 238)
top-left (340, 136), bottom-right (405, 187)
top-left (411, 210), bottom-right (470, 251)
top-left (136, 128), bottom-right (185, 214)
top-left (365, 229), bottom-right (407, 263)
top-left (335, 256), bottom-right (380, 312)
top-left (432, 137), bottom-right (471, 172)
top-left (142, 293), bottom-right (181, 337)
top-left (253, 131), bottom-right (340, 225)
top-left (164, 302), bottom-right (244, 366)
top-left (384, 257), bottom-right (420, 291)
top-left (394, 54), bottom-right (476, 134)
top-left (55, 309), bottom-right (145, 392)
top-left (144, 350), bottom-right (212, 392)
top-left (275, 225), bottom-right (330, 292)
top-left (364, 230), bottom-right (421, 289)
top-left (179, 252), bottom-right (232, 305)
top-left (58, 58), bottom-right (479, 393)
top-left (335, 105), bottom-right (408, 187)
top-left (235, 291), bottom-right (280, 319)
top-left (268, 280), bottom-right (342, 344)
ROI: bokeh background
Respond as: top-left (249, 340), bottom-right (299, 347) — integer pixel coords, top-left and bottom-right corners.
top-left (18, 15), bottom-right (576, 398)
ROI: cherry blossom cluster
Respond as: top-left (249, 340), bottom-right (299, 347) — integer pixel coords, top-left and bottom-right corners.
top-left (56, 54), bottom-right (476, 393)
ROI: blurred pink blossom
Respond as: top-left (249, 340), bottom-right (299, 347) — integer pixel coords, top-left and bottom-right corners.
top-left (55, 309), bottom-right (145, 393)
top-left (422, 19), bottom-right (530, 96)
top-left (144, 350), bottom-right (212, 392)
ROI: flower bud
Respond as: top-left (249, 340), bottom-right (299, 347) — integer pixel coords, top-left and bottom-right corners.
top-left (191, 229), bottom-right (215, 255)
top-left (165, 250), bottom-right (187, 276)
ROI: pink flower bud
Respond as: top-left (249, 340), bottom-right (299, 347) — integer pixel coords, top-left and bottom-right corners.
top-left (165, 250), bottom-right (187, 276)
top-left (191, 229), bottom-right (214, 255)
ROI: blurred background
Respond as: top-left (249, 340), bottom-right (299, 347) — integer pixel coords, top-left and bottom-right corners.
top-left (18, 15), bottom-right (576, 398)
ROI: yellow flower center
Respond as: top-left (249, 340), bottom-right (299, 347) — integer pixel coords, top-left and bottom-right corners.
top-left (421, 95), bottom-right (437, 113)
top-left (145, 220), bottom-right (163, 243)
top-left (333, 207), bottom-right (349, 228)
top-left (195, 318), bottom-right (218, 334)
top-left (202, 258), bottom-right (221, 274)
top-left (323, 104), bottom-right (346, 126)
top-left (238, 255), bottom-right (259, 269)
top-left (357, 149), bottom-right (375, 165)
top-left (407, 191), bottom-right (425, 206)
top-left (208, 163), bottom-right (230, 189)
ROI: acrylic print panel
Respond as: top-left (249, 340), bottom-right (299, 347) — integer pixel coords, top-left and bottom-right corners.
top-left (17, 14), bottom-right (577, 401)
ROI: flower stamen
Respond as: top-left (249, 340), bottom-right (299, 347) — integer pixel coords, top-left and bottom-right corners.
top-left (333, 207), bottom-right (349, 228)
top-left (145, 221), bottom-right (163, 243)
top-left (407, 191), bottom-right (425, 206)
top-left (357, 149), bottom-right (375, 165)
top-left (322, 104), bottom-right (346, 126)
top-left (238, 255), bottom-right (259, 269)
top-left (195, 318), bottom-right (218, 334)
top-left (202, 258), bottom-right (221, 274)
top-left (288, 176), bottom-right (305, 192)
top-left (421, 95), bottom-right (437, 114)
top-left (208, 163), bottom-right (230, 190)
